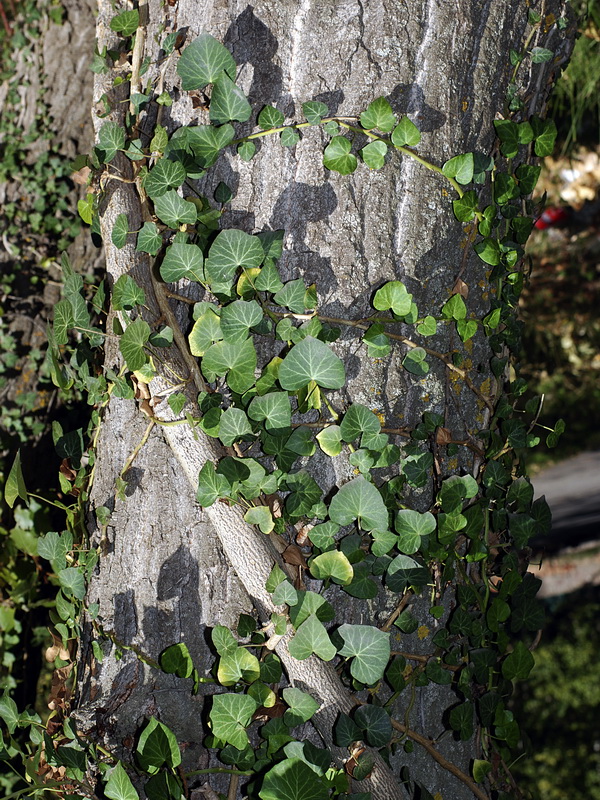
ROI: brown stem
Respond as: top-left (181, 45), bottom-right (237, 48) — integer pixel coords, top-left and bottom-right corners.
top-left (381, 593), bottom-right (411, 632)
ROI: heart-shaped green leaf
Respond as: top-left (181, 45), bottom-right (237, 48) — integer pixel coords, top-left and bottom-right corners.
top-left (328, 476), bottom-right (388, 532)
top-left (177, 32), bottom-right (237, 90)
top-left (337, 624), bottom-right (390, 684)
top-left (323, 136), bottom-right (357, 175)
top-left (278, 336), bottom-right (345, 391)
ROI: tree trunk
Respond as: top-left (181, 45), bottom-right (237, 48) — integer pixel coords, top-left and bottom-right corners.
top-left (72, 2), bottom-right (573, 798)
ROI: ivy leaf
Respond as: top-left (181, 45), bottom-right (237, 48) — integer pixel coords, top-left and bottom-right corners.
top-left (310, 550), bottom-right (353, 585)
top-left (196, 462), bottom-right (231, 507)
top-left (395, 509), bottom-right (436, 554)
top-left (360, 97), bottom-right (396, 132)
top-left (112, 275), bottom-right (145, 310)
top-left (172, 124), bottom-right (235, 169)
top-left (278, 336), bottom-right (345, 391)
top-left (442, 153), bottom-right (474, 185)
top-left (391, 116), bottom-right (421, 147)
top-left (160, 243), bottom-right (204, 283)
top-left (136, 717), bottom-right (181, 774)
top-left (248, 392), bottom-right (291, 431)
top-left (244, 505), bottom-right (275, 534)
top-left (453, 190), bottom-right (479, 222)
top-left (136, 222), bottom-right (162, 255)
top-left (354, 705), bottom-right (392, 747)
top-left (109, 9), bottom-right (140, 37)
top-left (218, 407), bottom-right (253, 447)
top-left (111, 213), bottom-right (129, 249)
top-left (323, 136), bottom-right (357, 175)
top-left (119, 318), bottom-right (150, 371)
top-left (438, 474), bottom-right (478, 513)
top-left (218, 647), bottom-right (261, 686)
top-left (205, 229), bottom-right (265, 293)
top-left (38, 531), bottom-right (70, 570)
top-left (189, 308), bottom-right (222, 357)
top-left (328, 477), bottom-right (389, 532)
top-left (98, 120), bottom-right (125, 162)
top-left (402, 347), bottom-right (429, 376)
top-left (153, 190), bottom-right (197, 228)
top-left (237, 141), bottom-right (256, 161)
top-left (259, 758), bottom-right (329, 800)
top-left (502, 641), bottom-right (535, 681)
top-left (530, 46), bottom-right (554, 63)
top-left (344, 562), bottom-right (378, 599)
top-left (316, 425), bottom-right (343, 456)
top-left (144, 159), bottom-right (187, 199)
top-left (302, 101), bottom-right (328, 125)
top-left (177, 32), bottom-right (237, 90)
top-left (288, 614), bottom-right (336, 661)
top-left (449, 702), bottom-right (474, 741)
top-left (202, 338), bottom-right (257, 393)
top-left (474, 237), bottom-right (501, 266)
top-left (386, 554), bottom-right (429, 593)
top-left (160, 643), bottom-right (195, 679)
top-left (373, 280), bottom-right (412, 316)
top-left (473, 760), bottom-right (493, 784)
top-left (221, 299), bottom-right (263, 343)
top-left (337, 624), bottom-right (390, 685)
top-left (209, 694), bottom-right (258, 750)
top-left (211, 74), bottom-right (252, 124)
top-left (283, 688), bottom-right (320, 727)
top-left (104, 762), bottom-right (139, 800)
top-left (361, 140), bottom-right (387, 169)
top-left (340, 403), bottom-right (381, 443)
top-left (281, 128), bottom-right (301, 147)
top-left (258, 105), bottom-right (285, 129)
top-left (531, 116), bottom-right (557, 157)
top-left (417, 315), bottom-right (437, 336)
top-left (4, 450), bottom-right (28, 509)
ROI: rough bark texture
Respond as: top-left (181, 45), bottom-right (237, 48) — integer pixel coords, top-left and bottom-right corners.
top-left (75, 2), bottom-right (573, 798)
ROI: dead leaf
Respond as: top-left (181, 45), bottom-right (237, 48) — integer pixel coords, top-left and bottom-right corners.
top-left (71, 166), bottom-right (90, 186)
top-left (59, 459), bottom-right (76, 482)
top-left (452, 277), bottom-right (469, 298)
top-left (435, 427), bottom-right (453, 445)
top-left (282, 544), bottom-right (308, 568)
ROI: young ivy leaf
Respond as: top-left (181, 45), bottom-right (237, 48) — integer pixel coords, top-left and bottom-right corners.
top-left (119, 318), bottom-right (150, 372)
top-left (237, 141), bottom-right (256, 161)
top-left (258, 105), bottom-right (285, 129)
top-left (109, 9), bottom-right (139, 37)
top-left (97, 120), bottom-right (125, 163)
top-left (361, 140), bottom-right (387, 170)
top-left (337, 623), bottom-right (391, 685)
top-left (209, 694), bottom-right (258, 751)
top-left (136, 222), bottom-right (162, 256)
top-left (4, 450), bottom-right (28, 509)
top-left (260, 758), bottom-right (329, 800)
top-left (160, 243), bottom-right (204, 283)
top-left (302, 100), bottom-right (328, 125)
top-left (112, 275), bottom-right (145, 310)
top-left (104, 762), bottom-right (138, 800)
top-left (288, 614), bottom-right (336, 661)
top-left (323, 136), bottom-right (357, 175)
top-left (111, 213), bottom-right (129, 249)
top-left (373, 281), bottom-right (412, 317)
top-left (280, 128), bottom-right (301, 147)
top-left (328, 476), bottom-right (389, 532)
top-left (360, 97), bottom-right (396, 132)
top-left (402, 347), bottom-right (429, 376)
top-left (442, 152), bottom-right (474, 185)
top-left (391, 116), bottom-right (421, 147)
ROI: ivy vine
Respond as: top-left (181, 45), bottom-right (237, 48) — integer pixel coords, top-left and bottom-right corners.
top-left (1, 8), bottom-right (568, 800)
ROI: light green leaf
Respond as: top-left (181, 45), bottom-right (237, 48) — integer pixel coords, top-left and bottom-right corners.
top-left (98, 120), bottom-right (125, 162)
top-left (391, 116), bottom-right (421, 147)
top-left (395, 509), bottom-right (436, 554)
top-left (153, 190), bottom-right (197, 228)
top-left (453, 190), bottom-right (479, 222)
top-left (416, 315), bottom-right (437, 336)
top-left (177, 32), bottom-right (237, 90)
top-left (218, 647), bottom-right (261, 686)
top-left (119, 318), bottom-right (150, 371)
top-left (160, 243), bottom-right (204, 283)
top-left (441, 294), bottom-right (467, 321)
top-left (136, 221), bottom-right (162, 255)
top-left (373, 280), bottom-right (412, 317)
top-left (248, 392), bottom-right (291, 431)
top-left (289, 591), bottom-right (335, 629)
top-left (310, 551), bottom-right (353, 585)
top-left (272, 579), bottom-right (298, 607)
top-left (474, 237), bottom-right (501, 266)
top-left (402, 347), bottom-right (429, 376)
top-left (202, 337), bottom-right (257, 393)
top-left (53, 299), bottom-right (74, 345)
top-left (337, 624), bottom-right (390, 684)
top-left (211, 73), bottom-right (252, 124)
top-left (361, 140), bottom-right (387, 170)
top-left (189, 308), bottom-right (222, 357)
top-left (438, 474), bottom-right (478, 513)
top-left (288, 614), bottom-right (336, 661)
top-left (258, 105), bottom-right (285, 129)
top-left (316, 425), bottom-right (343, 457)
top-left (328, 476), bottom-right (388, 532)
top-left (360, 97), bottom-right (396, 132)
top-left (456, 319), bottom-right (478, 342)
top-left (104, 762), bottom-right (139, 800)
top-left (278, 336), bottom-right (345, 391)
top-left (210, 694), bottom-right (258, 750)
top-left (340, 403), bottom-right (381, 443)
top-left (0, 694), bottom-right (19, 733)
top-left (323, 136), bottom-right (357, 175)
top-left (144, 159), bottom-right (187, 199)
top-left (218, 407), bottom-right (253, 447)
top-left (302, 101), bottom-right (328, 125)
top-left (205, 229), bottom-right (264, 293)
top-left (4, 450), bottom-right (28, 509)
top-left (283, 688), bottom-right (320, 727)
top-left (473, 759), bottom-right (493, 783)
top-left (196, 462), bottom-right (231, 507)
top-left (530, 46), bottom-right (554, 63)
top-left (244, 505), bottom-right (275, 534)
top-left (259, 758), bottom-right (329, 800)
top-left (111, 213), bottom-right (129, 249)
top-left (221, 299), bottom-right (262, 342)
top-left (38, 531), bottom-right (70, 570)
top-left (442, 152), bottom-right (474, 185)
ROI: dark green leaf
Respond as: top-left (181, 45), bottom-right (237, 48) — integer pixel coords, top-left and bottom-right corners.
top-left (153, 191), bottom-right (197, 228)
top-left (145, 159), bottom-right (187, 199)
top-left (360, 97), bottom-right (396, 132)
top-left (323, 136), bottom-right (357, 175)
top-left (258, 105), bottom-right (285, 129)
top-left (177, 32), bottom-right (237, 90)
top-left (402, 347), bottom-right (429, 376)
top-left (302, 101), bottom-right (328, 125)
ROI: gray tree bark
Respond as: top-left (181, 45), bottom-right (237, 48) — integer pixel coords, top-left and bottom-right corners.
top-left (74, 2), bottom-right (573, 798)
